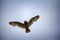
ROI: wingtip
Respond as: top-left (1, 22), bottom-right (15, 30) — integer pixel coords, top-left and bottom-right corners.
top-left (36, 15), bottom-right (40, 18)
top-left (9, 22), bottom-right (11, 25)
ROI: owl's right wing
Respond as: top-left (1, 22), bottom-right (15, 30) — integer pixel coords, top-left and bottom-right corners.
top-left (9, 21), bottom-right (25, 28)
top-left (28, 15), bottom-right (40, 27)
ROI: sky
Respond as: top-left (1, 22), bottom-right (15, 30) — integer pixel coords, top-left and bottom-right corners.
top-left (0, 0), bottom-right (60, 40)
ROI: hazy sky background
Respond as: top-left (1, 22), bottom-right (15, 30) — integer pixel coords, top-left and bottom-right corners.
top-left (1, 0), bottom-right (60, 40)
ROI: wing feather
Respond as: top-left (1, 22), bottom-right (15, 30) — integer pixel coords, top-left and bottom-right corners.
top-left (9, 21), bottom-right (25, 28)
top-left (28, 15), bottom-right (40, 27)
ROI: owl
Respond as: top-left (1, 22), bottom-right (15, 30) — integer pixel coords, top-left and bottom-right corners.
top-left (9, 15), bottom-right (40, 33)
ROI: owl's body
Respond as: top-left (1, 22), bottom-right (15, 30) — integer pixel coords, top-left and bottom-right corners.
top-left (9, 15), bottom-right (40, 33)
top-left (24, 21), bottom-right (30, 33)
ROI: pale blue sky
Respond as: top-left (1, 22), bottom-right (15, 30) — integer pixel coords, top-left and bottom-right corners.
top-left (1, 0), bottom-right (59, 40)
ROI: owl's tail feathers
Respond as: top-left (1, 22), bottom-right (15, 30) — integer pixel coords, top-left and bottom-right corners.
top-left (25, 28), bottom-right (30, 33)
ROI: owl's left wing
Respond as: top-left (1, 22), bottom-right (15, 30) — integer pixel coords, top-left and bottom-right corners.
top-left (9, 21), bottom-right (25, 28)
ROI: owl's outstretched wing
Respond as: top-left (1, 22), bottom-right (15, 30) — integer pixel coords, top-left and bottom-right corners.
top-left (9, 21), bottom-right (25, 28)
top-left (28, 15), bottom-right (40, 27)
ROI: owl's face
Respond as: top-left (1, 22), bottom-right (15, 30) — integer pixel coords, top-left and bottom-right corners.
top-left (9, 22), bottom-right (17, 26)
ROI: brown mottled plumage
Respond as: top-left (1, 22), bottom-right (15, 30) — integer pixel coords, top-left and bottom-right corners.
top-left (9, 15), bottom-right (40, 33)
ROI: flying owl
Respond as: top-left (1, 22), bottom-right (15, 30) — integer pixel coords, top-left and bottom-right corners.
top-left (9, 15), bottom-right (40, 33)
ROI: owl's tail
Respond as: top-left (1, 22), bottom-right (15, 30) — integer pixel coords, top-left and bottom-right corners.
top-left (25, 27), bottom-right (30, 33)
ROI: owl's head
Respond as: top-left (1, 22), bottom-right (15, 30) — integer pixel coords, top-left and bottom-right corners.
top-left (24, 21), bottom-right (27, 25)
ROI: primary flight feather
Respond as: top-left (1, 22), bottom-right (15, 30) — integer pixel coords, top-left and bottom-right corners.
top-left (9, 15), bottom-right (40, 33)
